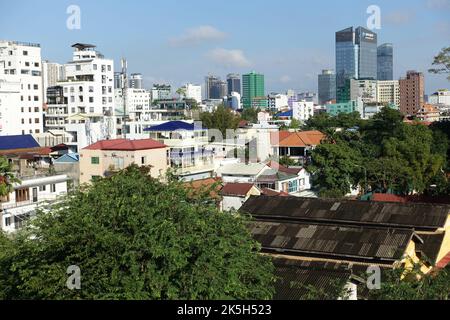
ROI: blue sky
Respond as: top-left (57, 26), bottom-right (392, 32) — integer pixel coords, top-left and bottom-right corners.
top-left (1, 0), bottom-right (449, 94)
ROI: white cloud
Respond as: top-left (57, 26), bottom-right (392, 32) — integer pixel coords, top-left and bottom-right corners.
top-left (169, 25), bottom-right (227, 47)
top-left (206, 48), bottom-right (251, 68)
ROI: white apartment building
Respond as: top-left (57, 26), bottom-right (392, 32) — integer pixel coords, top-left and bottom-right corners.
top-left (183, 83), bottom-right (202, 103)
top-left (229, 92), bottom-right (241, 110)
top-left (268, 93), bottom-right (289, 112)
top-left (1, 174), bottom-right (68, 233)
top-left (292, 100), bottom-right (314, 121)
top-left (377, 80), bottom-right (400, 107)
top-left (42, 60), bottom-right (65, 103)
top-left (114, 88), bottom-right (151, 121)
top-left (0, 40), bottom-right (44, 135)
top-left (151, 84), bottom-right (171, 102)
top-left (429, 89), bottom-right (450, 106)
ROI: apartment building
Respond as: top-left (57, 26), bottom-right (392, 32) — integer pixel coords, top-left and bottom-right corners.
top-left (0, 40), bottom-right (43, 135)
top-left (79, 138), bottom-right (169, 184)
top-left (377, 80), bottom-right (400, 107)
top-left (399, 70), bottom-right (425, 115)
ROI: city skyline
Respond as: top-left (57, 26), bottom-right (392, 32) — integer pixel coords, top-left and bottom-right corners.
top-left (0, 0), bottom-right (449, 95)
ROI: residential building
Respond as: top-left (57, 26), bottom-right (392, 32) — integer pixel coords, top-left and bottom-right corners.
top-left (270, 130), bottom-right (325, 163)
top-left (336, 27), bottom-right (377, 102)
top-left (325, 98), bottom-right (364, 116)
top-left (151, 84), bottom-right (171, 102)
top-left (292, 100), bottom-right (314, 121)
top-left (318, 69), bottom-right (336, 105)
top-left (129, 73), bottom-right (143, 89)
top-left (242, 71), bottom-right (265, 108)
top-left (0, 40), bottom-right (44, 135)
top-left (377, 80), bottom-right (400, 107)
top-left (399, 70), bottom-right (425, 115)
top-left (416, 104), bottom-right (441, 122)
top-left (205, 75), bottom-right (227, 100)
top-left (45, 85), bottom-right (67, 131)
top-left (0, 135), bottom-right (69, 233)
top-left (144, 121), bottom-right (214, 181)
top-left (42, 60), bottom-right (65, 103)
top-left (221, 183), bottom-right (260, 211)
top-left (79, 138), bottom-right (169, 184)
top-left (429, 89), bottom-right (450, 106)
top-left (114, 88), bottom-right (151, 121)
top-left (114, 72), bottom-right (122, 89)
top-left (297, 92), bottom-right (318, 104)
top-left (226, 73), bottom-right (241, 95)
top-left (268, 93), bottom-right (289, 112)
top-left (349, 79), bottom-right (378, 104)
top-left (377, 43), bottom-right (394, 81)
top-left (183, 83), bottom-right (202, 103)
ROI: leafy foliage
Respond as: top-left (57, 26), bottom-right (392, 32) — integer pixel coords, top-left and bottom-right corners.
top-left (429, 47), bottom-right (450, 81)
top-left (0, 156), bottom-right (21, 197)
top-left (200, 105), bottom-right (241, 137)
top-left (240, 108), bottom-right (260, 124)
top-left (0, 165), bottom-right (275, 300)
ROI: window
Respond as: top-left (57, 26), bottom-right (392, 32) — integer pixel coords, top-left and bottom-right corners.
top-left (93, 64), bottom-right (97, 70)
top-left (34, 107), bottom-right (39, 112)
top-left (34, 62), bottom-right (39, 67)
top-left (50, 184), bottom-right (56, 193)
top-left (39, 185), bottom-right (46, 192)
top-left (76, 65), bottom-right (81, 71)
top-left (5, 217), bottom-right (11, 227)
top-left (89, 97), bottom-right (94, 103)
top-left (141, 157), bottom-right (146, 165)
top-left (33, 84), bottom-right (38, 90)
top-left (35, 118), bottom-right (39, 124)
top-left (23, 50), bottom-right (28, 56)
top-left (34, 96), bottom-right (39, 101)
top-left (91, 157), bottom-right (100, 165)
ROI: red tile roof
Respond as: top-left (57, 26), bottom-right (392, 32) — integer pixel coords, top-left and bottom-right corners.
top-left (271, 130), bottom-right (325, 147)
top-left (83, 139), bottom-right (167, 151)
top-left (266, 160), bottom-right (302, 175)
top-left (371, 193), bottom-right (408, 203)
top-left (221, 183), bottom-right (255, 197)
top-left (371, 193), bottom-right (450, 205)
top-left (261, 188), bottom-right (289, 197)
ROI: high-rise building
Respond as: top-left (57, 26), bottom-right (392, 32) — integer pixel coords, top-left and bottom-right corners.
top-left (205, 75), bottom-right (227, 100)
top-left (0, 40), bottom-right (44, 135)
top-left (182, 83), bottom-right (202, 103)
top-left (399, 70), bottom-right (425, 115)
top-left (377, 80), bottom-right (400, 107)
top-left (377, 43), bottom-right (393, 81)
top-left (242, 71), bottom-right (265, 108)
top-left (129, 73), bottom-right (143, 89)
top-left (349, 79), bottom-right (378, 104)
top-left (42, 61), bottom-right (65, 103)
top-left (335, 26), bottom-right (377, 102)
top-left (226, 73), bottom-right (241, 95)
top-left (318, 69), bottom-right (336, 105)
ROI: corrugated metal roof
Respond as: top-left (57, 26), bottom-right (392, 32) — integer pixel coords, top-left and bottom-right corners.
top-left (241, 196), bottom-right (450, 231)
top-left (0, 135), bottom-right (39, 151)
top-left (249, 220), bottom-right (414, 263)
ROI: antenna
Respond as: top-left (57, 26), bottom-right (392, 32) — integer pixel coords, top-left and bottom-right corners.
top-left (121, 57), bottom-right (128, 139)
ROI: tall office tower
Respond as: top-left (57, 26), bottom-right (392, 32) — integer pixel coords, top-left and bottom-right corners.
top-left (377, 43), bottom-right (393, 81)
top-left (335, 26), bottom-right (377, 102)
top-left (318, 70), bottom-right (336, 105)
top-left (0, 40), bottom-right (44, 135)
top-left (42, 61), bottom-right (65, 104)
top-left (242, 71), bottom-right (265, 108)
top-left (205, 75), bottom-right (227, 100)
top-left (129, 73), bottom-right (143, 89)
top-left (399, 70), bottom-right (424, 115)
top-left (226, 73), bottom-right (241, 95)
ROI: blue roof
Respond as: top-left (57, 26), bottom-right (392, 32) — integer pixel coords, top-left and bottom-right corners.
top-left (144, 121), bottom-right (203, 132)
top-left (54, 153), bottom-right (80, 163)
top-left (0, 135), bottom-right (40, 151)
top-left (276, 110), bottom-right (293, 118)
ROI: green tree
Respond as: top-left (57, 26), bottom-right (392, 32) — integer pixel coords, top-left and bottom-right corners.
top-left (200, 105), bottom-right (241, 137)
top-left (429, 47), bottom-right (450, 81)
top-left (0, 156), bottom-right (20, 197)
top-left (0, 165), bottom-right (275, 300)
top-left (289, 118), bottom-right (301, 129)
top-left (240, 108), bottom-right (260, 123)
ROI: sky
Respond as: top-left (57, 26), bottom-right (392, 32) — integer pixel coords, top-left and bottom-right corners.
top-left (1, 0), bottom-right (449, 95)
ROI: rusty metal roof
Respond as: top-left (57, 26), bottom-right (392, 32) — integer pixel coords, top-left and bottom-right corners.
top-left (250, 220), bottom-right (415, 264)
top-left (242, 196), bottom-right (450, 231)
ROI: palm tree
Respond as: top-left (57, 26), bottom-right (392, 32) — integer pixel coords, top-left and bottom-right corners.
top-left (0, 156), bottom-right (20, 197)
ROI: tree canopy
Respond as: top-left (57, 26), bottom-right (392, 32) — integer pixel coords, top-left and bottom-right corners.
top-left (200, 105), bottom-right (241, 137)
top-left (429, 46), bottom-right (450, 81)
top-left (0, 165), bottom-right (275, 300)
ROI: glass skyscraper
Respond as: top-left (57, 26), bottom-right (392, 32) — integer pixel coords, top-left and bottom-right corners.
top-left (318, 69), bottom-right (336, 105)
top-left (205, 75), bottom-right (227, 100)
top-left (226, 73), bottom-right (241, 95)
top-left (335, 26), bottom-right (377, 102)
top-left (377, 43), bottom-right (394, 81)
top-left (242, 72), bottom-right (265, 108)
